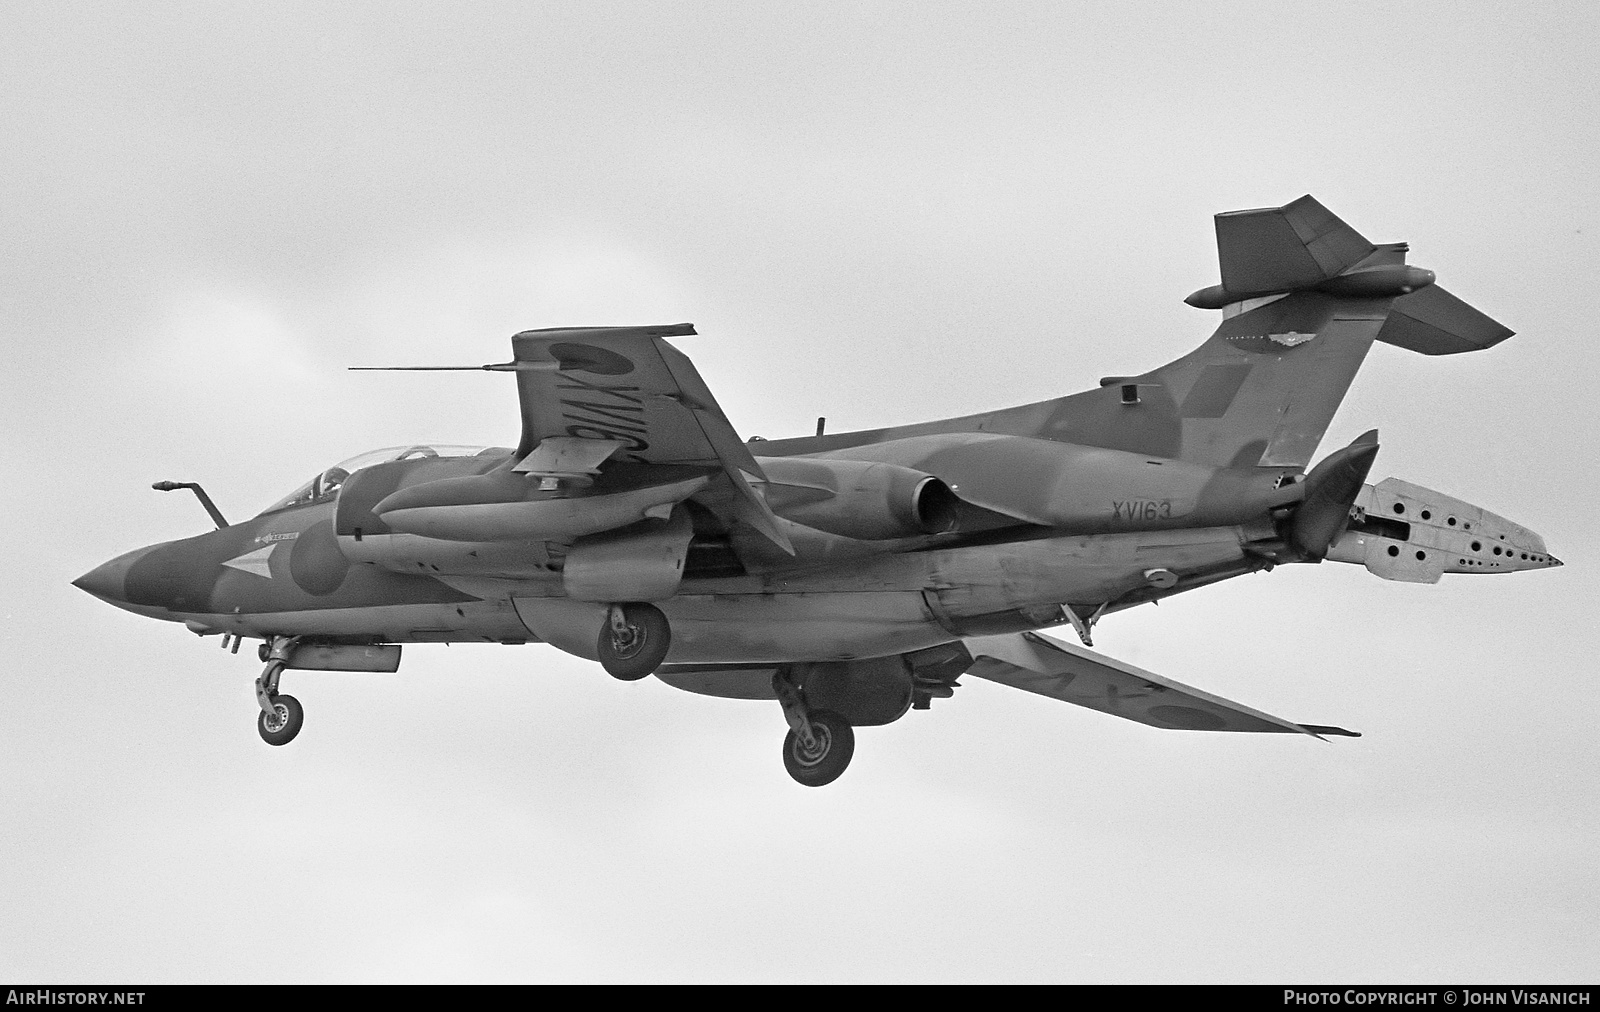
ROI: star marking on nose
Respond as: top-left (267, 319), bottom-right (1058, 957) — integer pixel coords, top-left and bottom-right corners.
top-left (222, 543), bottom-right (277, 578)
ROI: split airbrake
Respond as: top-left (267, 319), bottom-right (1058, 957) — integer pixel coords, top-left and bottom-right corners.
top-left (74, 197), bottom-right (1561, 785)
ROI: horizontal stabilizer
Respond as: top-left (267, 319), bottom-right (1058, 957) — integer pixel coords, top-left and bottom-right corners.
top-left (1216, 195), bottom-right (1374, 295)
top-left (964, 632), bottom-right (1355, 737)
top-left (1376, 285), bottom-right (1514, 355)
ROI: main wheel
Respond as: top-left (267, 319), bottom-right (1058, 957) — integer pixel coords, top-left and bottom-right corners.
top-left (257, 693), bottom-right (304, 746)
top-left (782, 709), bottom-right (855, 787)
top-left (597, 603), bottom-right (671, 680)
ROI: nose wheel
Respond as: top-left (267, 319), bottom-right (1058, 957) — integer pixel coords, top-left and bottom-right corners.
top-left (254, 635), bottom-right (305, 746)
top-left (598, 603), bottom-right (671, 680)
top-left (258, 693), bottom-right (304, 746)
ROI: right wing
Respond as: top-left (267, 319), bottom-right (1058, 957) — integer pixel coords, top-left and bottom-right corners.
top-left (354, 324), bottom-right (793, 557)
top-left (509, 324), bottom-right (792, 554)
top-left (963, 632), bottom-right (1357, 737)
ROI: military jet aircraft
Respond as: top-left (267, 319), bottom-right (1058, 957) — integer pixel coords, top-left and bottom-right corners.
top-left (74, 196), bottom-right (1561, 786)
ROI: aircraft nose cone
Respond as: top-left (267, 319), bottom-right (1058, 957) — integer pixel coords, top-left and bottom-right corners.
top-left (72, 547), bottom-right (154, 604)
top-left (73, 562), bottom-right (124, 601)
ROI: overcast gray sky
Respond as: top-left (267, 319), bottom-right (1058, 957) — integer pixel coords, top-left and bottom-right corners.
top-left (4, 1), bottom-right (1598, 983)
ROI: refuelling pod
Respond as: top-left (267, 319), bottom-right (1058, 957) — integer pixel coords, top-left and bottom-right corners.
top-left (334, 451), bottom-right (513, 543)
top-left (334, 452), bottom-right (570, 574)
top-left (757, 457), bottom-right (959, 541)
top-left (370, 466), bottom-right (713, 542)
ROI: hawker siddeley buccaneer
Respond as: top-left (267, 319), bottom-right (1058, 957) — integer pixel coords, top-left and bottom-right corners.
top-left (76, 196), bottom-right (1562, 785)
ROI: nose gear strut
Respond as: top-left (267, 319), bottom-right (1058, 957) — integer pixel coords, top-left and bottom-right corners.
top-left (254, 635), bottom-right (305, 746)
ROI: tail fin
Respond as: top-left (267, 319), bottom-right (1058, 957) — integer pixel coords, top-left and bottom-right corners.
top-left (1048, 196), bottom-right (1514, 470)
top-left (1213, 194), bottom-right (1376, 294)
top-left (1195, 196), bottom-right (1511, 354)
top-left (757, 197), bottom-right (1512, 469)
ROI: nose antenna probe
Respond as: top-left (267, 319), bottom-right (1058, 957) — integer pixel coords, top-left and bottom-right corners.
top-left (152, 481), bottom-right (229, 530)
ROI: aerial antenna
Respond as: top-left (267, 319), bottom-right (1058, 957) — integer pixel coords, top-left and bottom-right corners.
top-left (349, 361), bottom-right (559, 372)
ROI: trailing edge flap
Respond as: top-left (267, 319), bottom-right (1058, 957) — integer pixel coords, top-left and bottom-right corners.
top-left (1216, 195), bottom-right (1374, 295)
top-left (963, 631), bottom-right (1358, 737)
top-left (507, 324), bottom-right (792, 555)
top-left (1376, 285), bottom-right (1514, 355)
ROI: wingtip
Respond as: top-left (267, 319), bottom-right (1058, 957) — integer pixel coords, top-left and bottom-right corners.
top-left (1299, 724), bottom-right (1362, 739)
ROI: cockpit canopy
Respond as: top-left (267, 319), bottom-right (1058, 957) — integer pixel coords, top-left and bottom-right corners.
top-left (259, 444), bottom-right (505, 515)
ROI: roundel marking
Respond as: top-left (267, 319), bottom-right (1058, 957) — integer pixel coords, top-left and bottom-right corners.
top-left (289, 519), bottom-right (350, 596)
top-left (549, 342), bottom-right (634, 375)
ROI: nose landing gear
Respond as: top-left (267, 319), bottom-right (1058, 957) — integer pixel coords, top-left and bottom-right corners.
top-left (598, 603), bottom-right (671, 680)
top-left (254, 635), bottom-right (304, 746)
top-left (773, 668), bottom-right (854, 787)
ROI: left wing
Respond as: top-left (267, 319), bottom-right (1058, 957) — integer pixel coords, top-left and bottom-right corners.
top-left (963, 632), bottom-right (1357, 737)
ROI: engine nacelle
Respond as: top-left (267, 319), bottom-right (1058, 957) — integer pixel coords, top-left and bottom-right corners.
top-left (562, 511), bottom-right (693, 602)
top-left (756, 457), bottom-right (958, 541)
top-left (825, 434), bottom-right (1296, 535)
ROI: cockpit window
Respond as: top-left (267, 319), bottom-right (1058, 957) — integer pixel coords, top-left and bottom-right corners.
top-left (258, 444), bottom-right (504, 515)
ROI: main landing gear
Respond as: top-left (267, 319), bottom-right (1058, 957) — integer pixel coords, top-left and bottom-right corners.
top-left (598, 603), bottom-right (671, 680)
top-left (773, 669), bottom-right (854, 787)
top-left (254, 635), bottom-right (304, 746)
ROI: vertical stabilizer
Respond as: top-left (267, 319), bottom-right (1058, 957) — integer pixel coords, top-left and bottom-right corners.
top-left (1034, 196), bottom-right (1513, 470)
top-left (1214, 195), bottom-right (1375, 294)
